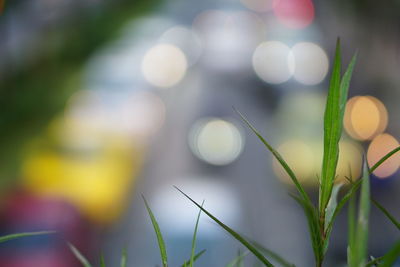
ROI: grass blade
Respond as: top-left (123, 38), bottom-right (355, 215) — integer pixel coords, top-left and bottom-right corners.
top-left (120, 247), bottom-right (127, 267)
top-left (190, 201), bottom-right (204, 267)
top-left (181, 249), bottom-right (206, 267)
top-left (252, 241), bottom-right (296, 267)
top-left (320, 38), bottom-right (343, 213)
top-left (371, 198), bottom-right (400, 231)
top-left (369, 146), bottom-right (400, 175)
top-left (68, 242), bottom-right (92, 267)
top-left (175, 186), bottom-right (275, 267)
top-left (349, 160), bottom-right (370, 267)
top-left (100, 254), bottom-right (106, 267)
top-left (347, 180), bottom-right (357, 266)
top-left (234, 108), bottom-right (310, 205)
top-left (0, 231), bottom-right (55, 243)
top-left (325, 183), bottom-right (344, 232)
top-left (225, 250), bottom-right (249, 267)
top-left (142, 195), bottom-right (168, 267)
top-left (380, 240), bottom-right (400, 267)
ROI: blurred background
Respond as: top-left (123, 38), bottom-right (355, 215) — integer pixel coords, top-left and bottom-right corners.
top-left (1, 0), bottom-right (400, 266)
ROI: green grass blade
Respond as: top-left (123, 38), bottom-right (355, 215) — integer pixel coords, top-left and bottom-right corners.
top-left (320, 38), bottom-right (343, 213)
top-left (120, 247), bottom-right (127, 267)
top-left (225, 250), bottom-right (249, 267)
top-left (369, 146), bottom-right (400, 174)
top-left (234, 108), bottom-right (310, 205)
top-left (190, 201), bottom-right (204, 267)
top-left (181, 249), bottom-right (206, 267)
top-left (175, 186), bottom-right (275, 267)
top-left (380, 240), bottom-right (400, 267)
top-left (371, 198), bottom-right (400, 231)
top-left (366, 255), bottom-right (383, 267)
top-left (68, 243), bottom-right (92, 267)
top-left (347, 180), bottom-right (357, 267)
top-left (0, 231), bottom-right (55, 243)
top-left (350, 160), bottom-right (370, 267)
top-left (252, 241), bottom-right (296, 267)
top-left (100, 254), bottom-right (106, 267)
top-left (142, 195), bottom-right (168, 267)
top-left (290, 194), bottom-right (323, 265)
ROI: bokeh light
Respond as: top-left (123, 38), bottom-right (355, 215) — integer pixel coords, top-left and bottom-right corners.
top-left (272, 0), bottom-right (315, 29)
top-left (344, 96), bottom-right (388, 141)
top-left (240, 0), bottom-right (274, 13)
top-left (273, 139), bottom-right (315, 185)
top-left (193, 10), bottom-right (265, 71)
top-left (159, 25), bottom-right (203, 66)
top-left (289, 42), bottom-right (329, 85)
top-left (189, 118), bottom-right (244, 166)
top-left (141, 44), bottom-right (188, 88)
top-left (252, 41), bottom-right (292, 84)
top-left (367, 133), bottom-right (400, 178)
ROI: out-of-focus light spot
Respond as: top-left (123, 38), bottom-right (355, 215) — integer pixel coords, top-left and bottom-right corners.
top-left (240, 0), bottom-right (274, 12)
top-left (252, 41), bottom-right (292, 84)
top-left (160, 26), bottom-right (203, 66)
top-left (141, 44), bottom-right (187, 88)
top-left (273, 140), bottom-right (315, 185)
top-left (272, 0), bottom-right (314, 29)
top-left (189, 118), bottom-right (244, 166)
top-left (367, 133), bottom-right (400, 178)
top-left (193, 10), bottom-right (265, 71)
top-left (344, 96), bottom-right (388, 141)
top-left (336, 141), bottom-right (362, 183)
top-left (289, 42), bottom-right (329, 85)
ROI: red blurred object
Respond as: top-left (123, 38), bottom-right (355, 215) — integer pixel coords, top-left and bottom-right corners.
top-left (273, 0), bottom-right (314, 29)
top-left (0, 191), bottom-right (97, 267)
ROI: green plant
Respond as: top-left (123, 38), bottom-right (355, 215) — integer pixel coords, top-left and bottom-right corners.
top-left (173, 39), bottom-right (400, 266)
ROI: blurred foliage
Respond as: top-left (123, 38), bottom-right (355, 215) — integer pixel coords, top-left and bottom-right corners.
top-left (0, 0), bottom-right (159, 189)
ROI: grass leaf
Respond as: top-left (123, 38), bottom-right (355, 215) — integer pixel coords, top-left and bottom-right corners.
top-left (320, 38), bottom-right (343, 213)
top-left (142, 195), bottom-right (168, 267)
top-left (181, 249), bottom-right (206, 267)
top-left (380, 240), bottom-right (400, 267)
top-left (100, 254), bottom-right (106, 267)
top-left (0, 231), bottom-right (55, 243)
top-left (120, 247), bottom-right (127, 267)
top-left (325, 183), bottom-right (344, 232)
top-left (349, 159), bottom-right (370, 267)
top-left (225, 250), bottom-right (249, 267)
top-left (190, 201), bottom-right (204, 267)
top-left (234, 108), bottom-right (311, 205)
top-left (175, 186), bottom-right (275, 267)
top-left (68, 242), bottom-right (92, 267)
top-left (369, 146), bottom-right (400, 175)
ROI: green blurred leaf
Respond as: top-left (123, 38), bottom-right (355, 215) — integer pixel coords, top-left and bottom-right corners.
top-left (120, 247), bottom-right (127, 267)
top-left (234, 108), bottom-right (311, 205)
top-left (142, 195), bottom-right (168, 267)
top-left (100, 254), bottom-right (106, 267)
top-left (68, 243), bottom-right (92, 267)
top-left (380, 240), bottom-right (400, 267)
top-left (348, 160), bottom-right (370, 267)
top-left (175, 186), bottom-right (275, 267)
top-left (0, 231), bottom-right (55, 243)
top-left (225, 250), bottom-right (249, 267)
top-left (325, 183), bottom-right (344, 232)
top-left (181, 249), bottom-right (206, 267)
top-left (189, 201), bottom-right (204, 267)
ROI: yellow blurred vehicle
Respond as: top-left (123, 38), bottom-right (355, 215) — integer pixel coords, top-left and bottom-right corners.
top-left (21, 117), bottom-right (144, 224)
